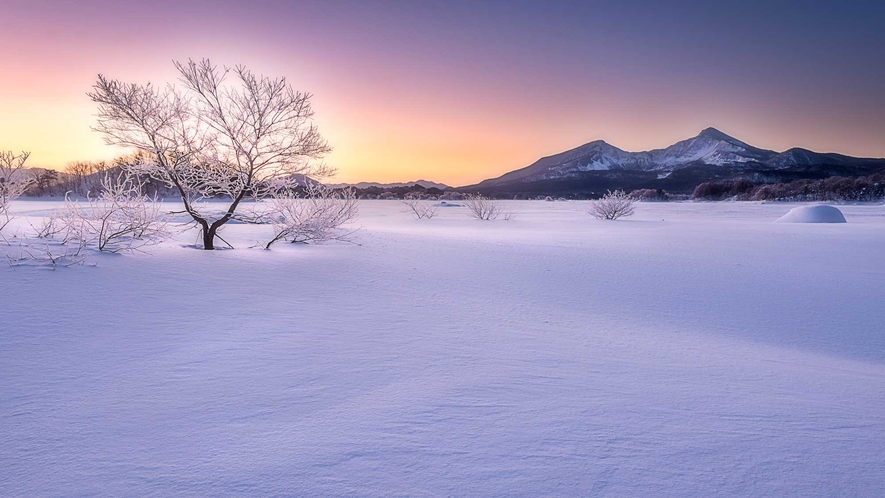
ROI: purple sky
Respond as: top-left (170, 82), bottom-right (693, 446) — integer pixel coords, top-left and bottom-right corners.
top-left (1, 0), bottom-right (883, 184)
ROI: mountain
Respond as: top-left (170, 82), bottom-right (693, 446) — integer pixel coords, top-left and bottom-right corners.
top-left (287, 173), bottom-right (323, 188)
top-left (462, 128), bottom-right (885, 195)
top-left (328, 180), bottom-right (451, 190)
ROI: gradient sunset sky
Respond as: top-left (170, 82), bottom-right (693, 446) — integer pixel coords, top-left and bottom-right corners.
top-left (1, 0), bottom-right (883, 185)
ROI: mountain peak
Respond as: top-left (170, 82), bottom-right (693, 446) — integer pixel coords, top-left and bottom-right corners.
top-left (691, 127), bottom-right (766, 155)
top-left (697, 127), bottom-right (734, 141)
top-left (576, 139), bottom-right (610, 149)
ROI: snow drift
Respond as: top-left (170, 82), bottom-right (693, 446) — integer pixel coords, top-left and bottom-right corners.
top-left (2, 200), bottom-right (884, 497)
top-left (775, 205), bottom-right (847, 223)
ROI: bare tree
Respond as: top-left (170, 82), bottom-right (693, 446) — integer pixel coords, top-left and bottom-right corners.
top-left (401, 195), bottom-right (439, 219)
top-left (63, 161), bottom-right (92, 195)
top-left (464, 193), bottom-right (500, 220)
top-left (89, 58), bottom-right (332, 249)
top-left (263, 184), bottom-right (358, 249)
top-left (0, 151), bottom-right (34, 232)
top-left (63, 160), bottom-right (113, 196)
top-left (589, 190), bottom-right (636, 220)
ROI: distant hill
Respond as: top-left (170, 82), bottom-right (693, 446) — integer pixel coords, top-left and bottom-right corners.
top-left (328, 180), bottom-right (450, 190)
top-left (461, 128), bottom-right (885, 195)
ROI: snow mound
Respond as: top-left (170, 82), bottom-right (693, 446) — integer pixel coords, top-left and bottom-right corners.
top-left (775, 205), bottom-right (846, 223)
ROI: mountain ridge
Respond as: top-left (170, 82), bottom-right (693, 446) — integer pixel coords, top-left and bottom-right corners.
top-left (461, 128), bottom-right (885, 194)
top-left (328, 180), bottom-right (451, 190)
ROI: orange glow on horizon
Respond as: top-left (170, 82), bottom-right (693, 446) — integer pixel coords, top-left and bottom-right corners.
top-left (2, 2), bottom-right (884, 187)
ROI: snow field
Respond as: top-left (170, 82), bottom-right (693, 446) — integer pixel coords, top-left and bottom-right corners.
top-left (1, 200), bottom-right (884, 497)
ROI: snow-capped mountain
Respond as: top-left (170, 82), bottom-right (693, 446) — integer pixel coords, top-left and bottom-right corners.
top-left (642, 128), bottom-right (774, 168)
top-left (463, 128), bottom-right (885, 193)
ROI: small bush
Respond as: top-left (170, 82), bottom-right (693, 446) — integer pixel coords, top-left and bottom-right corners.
top-left (464, 194), bottom-right (500, 220)
top-left (589, 190), bottom-right (636, 220)
top-left (264, 184), bottom-right (358, 248)
top-left (52, 174), bottom-right (169, 253)
top-left (401, 196), bottom-right (439, 219)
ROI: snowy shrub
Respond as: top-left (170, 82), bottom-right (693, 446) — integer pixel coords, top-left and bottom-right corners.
top-left (0, 151), bottom-right (34, 233)
top-left (51, 174), bottom-right (169, 253)
top-left (5, 174), bottom-right (167, 266)
top-left (264, 184), bottom-right (358, 249)
top-left (589, 190), bottom-right (636, 220)
top-left (401, 196), bottom-right (439, 219)
top-left (5, 237), bottom-right (91, 269)
top-left (464, 194), bottom-right (501, 220)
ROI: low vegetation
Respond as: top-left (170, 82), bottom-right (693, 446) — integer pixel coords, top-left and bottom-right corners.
top-left (401, 195), bottom-right (439, 219)
top-left (589, 190), bottom-right (636, 220)
top-left (0, 151), bottom-right (34, 233)
top-left (263, 184), bottom-right (358, 249)
top-left (464, 194), bottom-right (502, 220)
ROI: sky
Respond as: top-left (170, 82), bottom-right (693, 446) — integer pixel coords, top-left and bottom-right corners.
top-left (1, 0), bottom-right (883, 186)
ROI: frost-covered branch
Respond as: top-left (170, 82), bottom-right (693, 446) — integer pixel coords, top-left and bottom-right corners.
top-left (464, 194), bottom-right (500, 220)
top-left (51, 173), bottom-right (169, 253)
top-left (264, 184), bottom-right (358, 249)
top-left (5, 237), bottom-right (90, 269)
top-left (0, 151), bottom-right (34, 232)
top-left (401, 195), bottom-right (439, 219)
top-left (589, 190), bottom-right (636, 220)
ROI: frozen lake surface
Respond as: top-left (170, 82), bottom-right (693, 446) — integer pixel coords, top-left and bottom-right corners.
top-left (2, 200), bottom-right (884, 496)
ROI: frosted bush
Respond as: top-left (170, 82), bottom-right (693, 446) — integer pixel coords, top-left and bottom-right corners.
top-left (264, 184), bottom-right (358, 248)
top-left (464, 194), bottom-right (500, 220)
top-left (53, 174), bottom-right (169, 253)
top-left (402, 196), bottom-right (439, 219)
top-left (589, 190), bottom-right (636, 220)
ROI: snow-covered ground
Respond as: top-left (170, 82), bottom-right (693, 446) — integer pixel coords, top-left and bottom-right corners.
top-left (2, 200), bottom-right (884, 496)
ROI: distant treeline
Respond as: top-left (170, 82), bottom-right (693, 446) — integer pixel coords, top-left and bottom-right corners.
top-left (22, 155), bottom-right (180, 198)
top-left (22, 158), bottom-right (885, 203)
top-left (21, 154), bottom-right (324, 199)
top-left (690, 172), bottom-right (885, 202)
top-left (24, 165), bottom-right (181, 198)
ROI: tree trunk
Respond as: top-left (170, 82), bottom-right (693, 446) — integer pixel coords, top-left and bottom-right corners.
top-left (200, 192), bottom-right (246, 250)
top-left (203, 227), bottom-right (216, 250)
